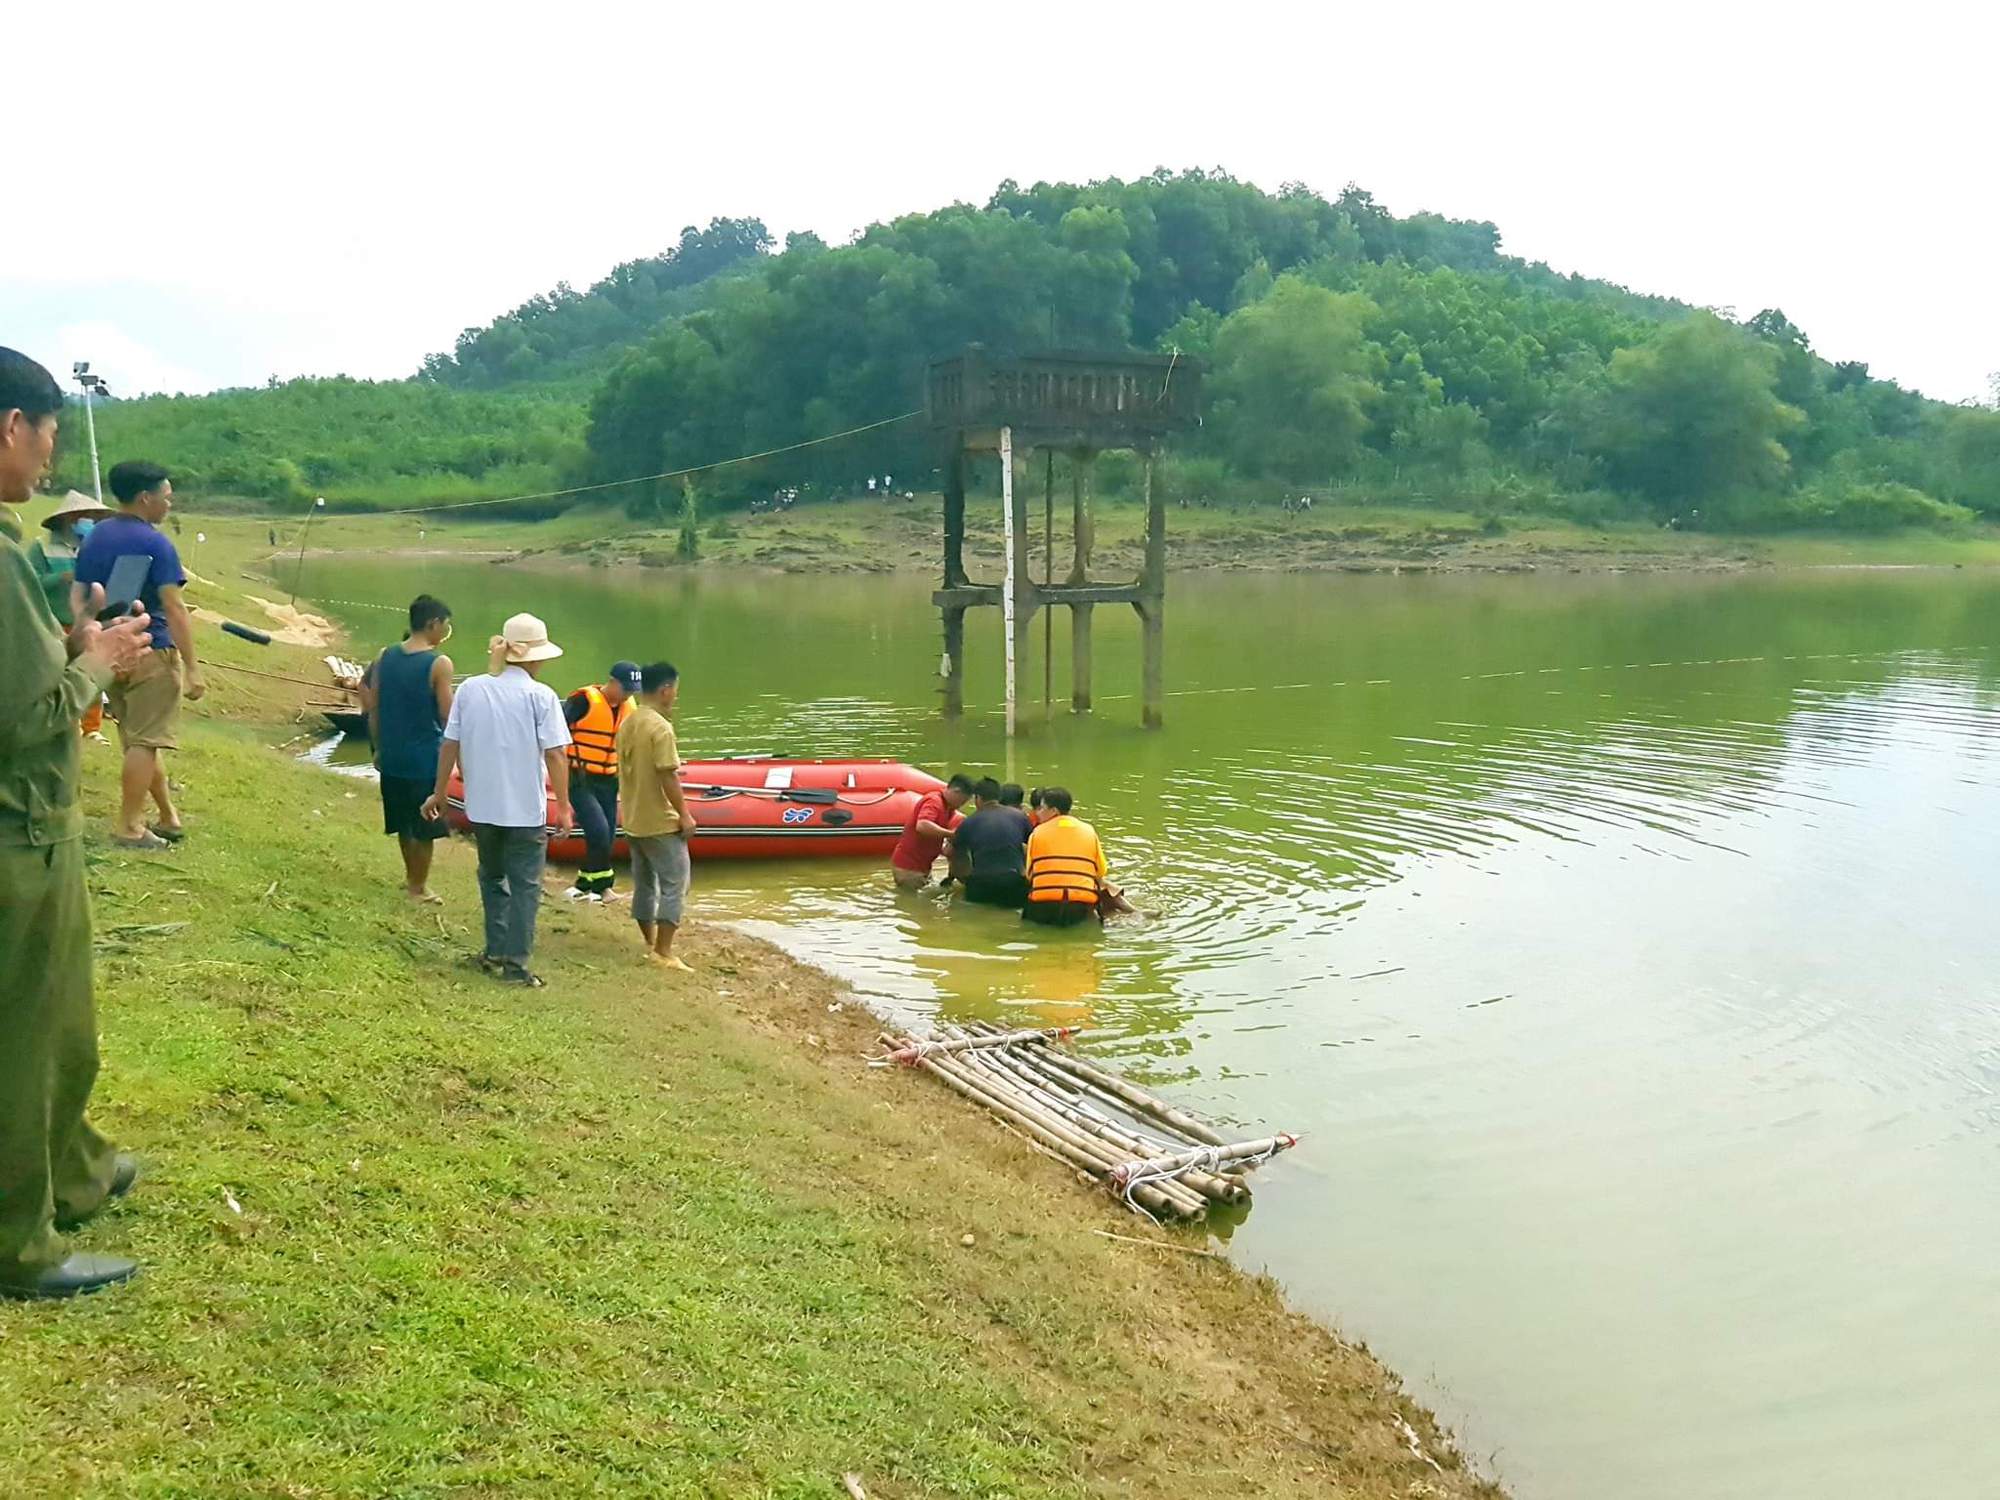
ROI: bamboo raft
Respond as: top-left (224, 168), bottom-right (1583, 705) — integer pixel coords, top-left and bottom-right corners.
top-left (876, 1023), bottom-right (1297, 1222)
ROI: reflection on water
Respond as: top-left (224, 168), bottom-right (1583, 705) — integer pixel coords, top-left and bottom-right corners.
top-left (303, 557), bottom-right (2000, 1500)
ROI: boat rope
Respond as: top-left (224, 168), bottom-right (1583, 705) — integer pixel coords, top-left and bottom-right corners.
top-left (1110, 1135), bottom-right (1298, 1213)
top-left (202, 660), bottom-right (350, 690)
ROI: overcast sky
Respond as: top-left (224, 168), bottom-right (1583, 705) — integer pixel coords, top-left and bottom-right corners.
top-left (4, 1), bottom-right (1992, 402)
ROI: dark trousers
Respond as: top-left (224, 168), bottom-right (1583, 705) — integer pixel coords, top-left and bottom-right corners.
top-left (1022, 899), bottom-right (1095, 928)
top-left (965, 871), bottom-right (1029, 908)
top-left (571, 773), bottom-right (619, 893)
top-left (472, 823), bottom-right (548, 964)
top-left (0, 841), bottom-right (118, 1283)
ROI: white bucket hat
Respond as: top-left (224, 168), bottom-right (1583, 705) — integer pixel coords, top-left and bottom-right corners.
top-left (494, 612), bottom-right (564, 664)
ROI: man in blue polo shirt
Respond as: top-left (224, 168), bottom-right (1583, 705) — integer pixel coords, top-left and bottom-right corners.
top-left (74, 461), bottom-right (205, 850)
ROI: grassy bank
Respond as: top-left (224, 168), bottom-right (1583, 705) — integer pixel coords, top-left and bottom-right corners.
top-left (172, 492), bottom-right (2000, 584)
top-left (2, 583), bottom-right (1499, 1495)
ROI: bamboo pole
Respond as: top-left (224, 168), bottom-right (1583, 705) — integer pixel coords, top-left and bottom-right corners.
top-left (966, 1026), bottom-right (1223, 1151)
top-left (880, 1026), bottom-right (1079, 1066)
top-left (963, 1026), bottom-right (1256, 1194)
top-left (1092, 1228), bottom-right (1226, 1260)
top-left (981, 1058), bottom-right (1245, 1206)
top-left (965, 1049), bottom-right (1249, 1205)
top-left (967, 1046), bottom-right (1194, 1166)
top-left (1022, 1046), bottom-right (1234, 1148)
top-left (932, 1053), bottom-right (1207, 1219)
top-left (987, 1067), bottom-right (1244, 1205)
top-left (928, 1052), bottom-right (1207, 1220)
top-left (961, 1024), bottom-right (1226, 1154)
top-left (887, 1036), bottom-right (1199, 1219)
top-left (1107, 1136), bottom-right (1301, 1195)
top-left (899, 1042), bottom-right (1120, 1186)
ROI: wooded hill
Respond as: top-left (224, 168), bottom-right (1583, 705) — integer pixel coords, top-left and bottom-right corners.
top-left (51, 171), bottom-right (2000, 531)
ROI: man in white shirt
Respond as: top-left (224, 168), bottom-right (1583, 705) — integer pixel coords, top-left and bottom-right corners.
top-left (423, 613), bottom-right (574, 987)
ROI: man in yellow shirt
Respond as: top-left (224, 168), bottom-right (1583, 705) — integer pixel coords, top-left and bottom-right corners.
top-left (614, 662), bottom-right (696, 971)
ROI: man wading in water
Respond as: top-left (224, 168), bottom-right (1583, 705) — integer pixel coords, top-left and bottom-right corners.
top-left (890, 772), bottom-right (973, 889)
top-left (954, 777), bottom-right (1033, 907)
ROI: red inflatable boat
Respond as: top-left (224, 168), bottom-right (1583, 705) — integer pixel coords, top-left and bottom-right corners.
top-left (445, 757), bottom-right (942, 862)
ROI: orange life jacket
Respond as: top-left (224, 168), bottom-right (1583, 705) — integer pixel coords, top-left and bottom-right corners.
top-left (567, 683), bottom-right (628, 776)
top-left (1027, 815), bottom-right (1105, 904)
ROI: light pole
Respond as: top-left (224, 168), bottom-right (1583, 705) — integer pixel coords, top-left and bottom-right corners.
top-left (290, 496), bottom-right (326, 606)
top-left (72, 363), bottom-right (108, 502)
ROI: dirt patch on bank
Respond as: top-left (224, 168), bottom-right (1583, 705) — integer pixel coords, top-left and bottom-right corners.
top-left (189, 592), bottom-right (341, 648)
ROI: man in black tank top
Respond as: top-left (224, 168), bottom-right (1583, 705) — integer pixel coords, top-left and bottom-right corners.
top-left (361, 596), bottom-right (455, 902)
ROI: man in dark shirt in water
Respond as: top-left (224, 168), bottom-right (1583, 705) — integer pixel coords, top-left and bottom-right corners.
top-left (955, 777), bottom-right (1034, 907)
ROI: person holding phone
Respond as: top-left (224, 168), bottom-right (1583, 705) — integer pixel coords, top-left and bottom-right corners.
top-left (0, 348), bottom-right (157, 1300)
top-left (73, 460), bottom-right (203, 850)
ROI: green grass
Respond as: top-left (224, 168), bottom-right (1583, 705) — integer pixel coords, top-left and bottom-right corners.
top-left (3, 710), bottom-right (1496, 1498)
top-left (31, 733), bottom-right (1042, 1493)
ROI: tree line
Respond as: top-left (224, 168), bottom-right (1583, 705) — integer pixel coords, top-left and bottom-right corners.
top-left (52, 170), bottom-right (2000, 532)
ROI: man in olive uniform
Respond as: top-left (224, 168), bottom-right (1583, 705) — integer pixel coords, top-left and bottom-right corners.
top-left (0, 348), bottom-right (155, 1300)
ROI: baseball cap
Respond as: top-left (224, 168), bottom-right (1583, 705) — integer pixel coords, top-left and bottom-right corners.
top-left (609, 661), bottom-right (643, 693)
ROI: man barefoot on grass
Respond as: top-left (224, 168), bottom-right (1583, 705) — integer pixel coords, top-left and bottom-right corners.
top-left (615, 661), bottom-right (696, 971)
top-left (360, 595), bottom-right (454, 903)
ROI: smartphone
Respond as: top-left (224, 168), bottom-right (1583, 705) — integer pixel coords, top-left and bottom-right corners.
top-left (101, 553), bottom-right (152, 616)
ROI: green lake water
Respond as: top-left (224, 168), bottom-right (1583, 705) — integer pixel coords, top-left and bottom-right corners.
top-left (303, 554), bottom-right (2000, 1500)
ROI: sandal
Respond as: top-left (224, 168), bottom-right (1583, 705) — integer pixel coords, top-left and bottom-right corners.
top-left (112, 831), bottom-right (171, 852)
top-left (148, 824), bottom-right (186, 843)
top-left (497, 963), bottom-right (545, 989)
top-left (458, 953), bottom-right (503, 976)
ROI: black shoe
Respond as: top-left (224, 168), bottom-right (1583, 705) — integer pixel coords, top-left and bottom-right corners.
top-left (0, 1252), bottom-right (139, 1301)
top-left (55, 1153), bottom-right (141, 1232)
top-left (497, 962), bottom-right (545, 989)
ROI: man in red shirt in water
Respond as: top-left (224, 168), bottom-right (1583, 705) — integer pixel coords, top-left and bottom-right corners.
top-left (890, 772), bottom-right (974, 888)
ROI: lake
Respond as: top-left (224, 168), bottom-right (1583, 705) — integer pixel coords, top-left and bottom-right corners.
top-left (304, 553), bottom-right (2000, 1500)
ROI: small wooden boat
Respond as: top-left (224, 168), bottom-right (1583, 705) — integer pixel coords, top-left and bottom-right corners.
top-left (318, 656), bottom-right (372, 740)
top-left (444, 757), bottom-right (941, 862)
top-left (320, 708), bottom-right (370, 739)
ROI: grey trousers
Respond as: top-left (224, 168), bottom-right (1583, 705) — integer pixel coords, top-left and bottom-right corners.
top-left (629, 832), bottom-right (691, 927)
top-left (471, 823), bottom-right (547, 964)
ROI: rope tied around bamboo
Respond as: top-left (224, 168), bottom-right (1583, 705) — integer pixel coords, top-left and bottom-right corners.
top-left (878, 1023), bottom-right (1298, 1223)
top-left (872, 1025), bottom-right (1081, 1068)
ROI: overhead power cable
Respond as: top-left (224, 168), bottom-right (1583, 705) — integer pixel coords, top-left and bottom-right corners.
top-left (307, 409), bottom-right (925, 522)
